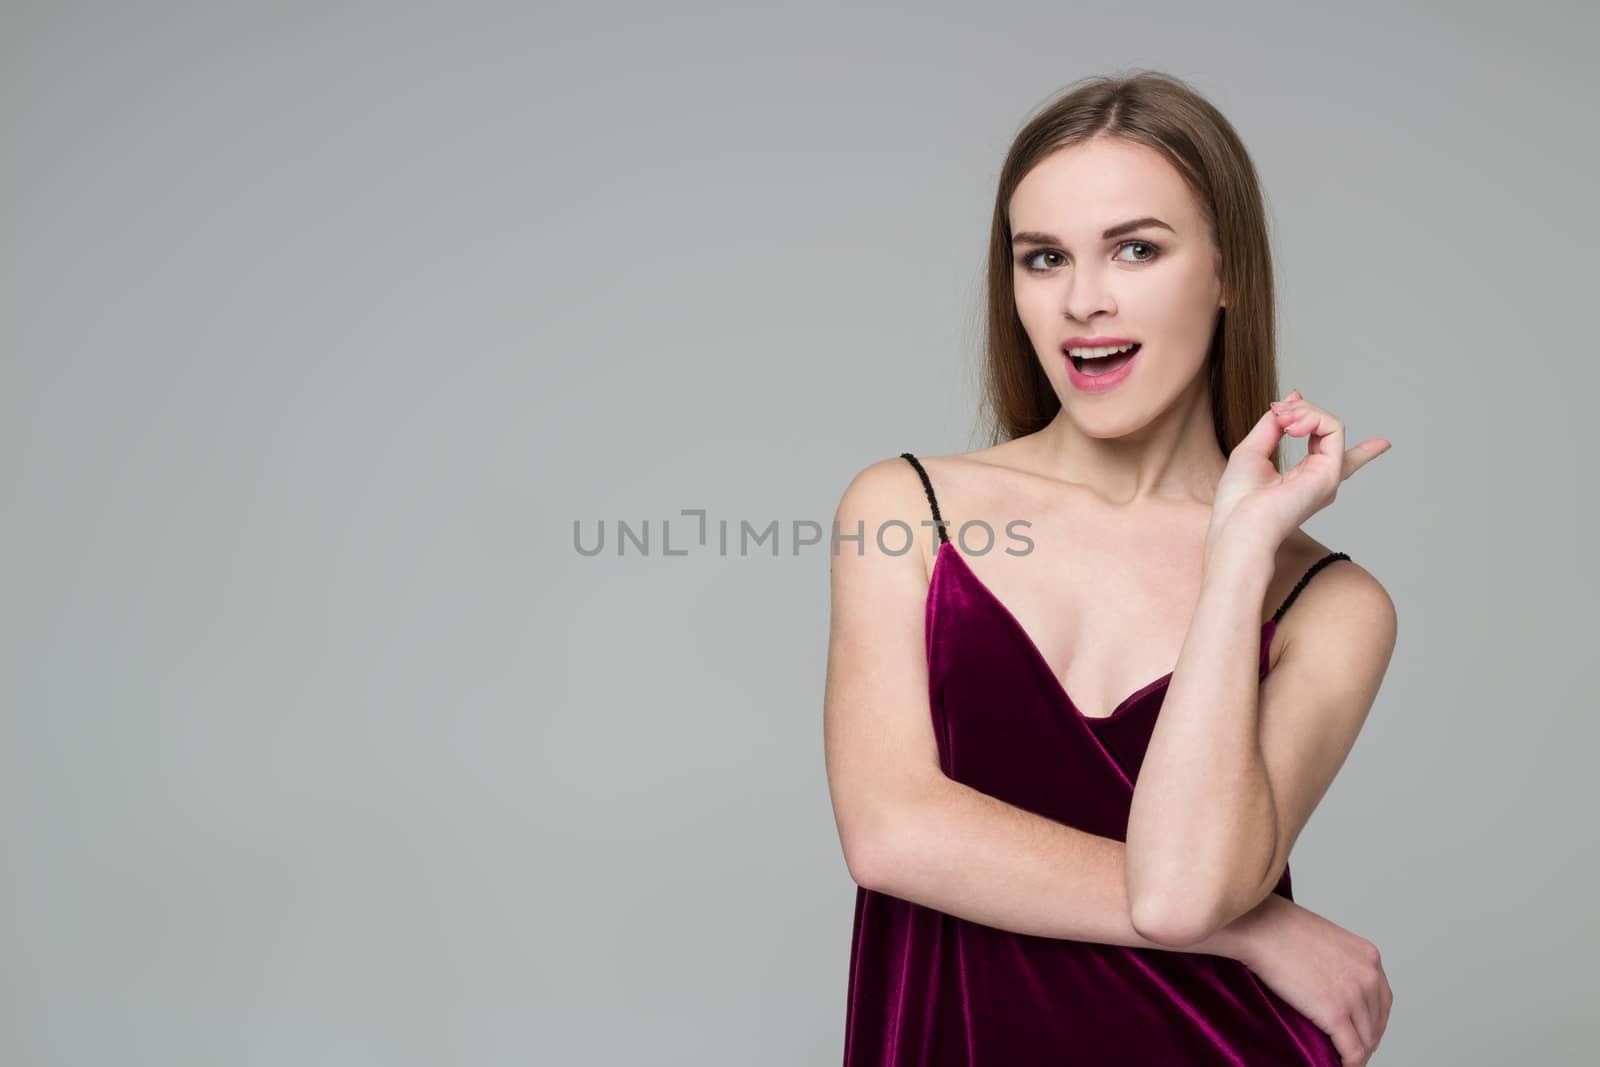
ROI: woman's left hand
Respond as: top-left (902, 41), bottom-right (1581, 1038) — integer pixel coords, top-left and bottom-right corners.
top-left (1208, 389), bottom-right (1391, 557)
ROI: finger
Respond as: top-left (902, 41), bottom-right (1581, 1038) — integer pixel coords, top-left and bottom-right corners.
top-left (1331, 1016), bottom-right (1368, 1066)
top-left (1276, 408), bottom-right (1317, 435)
top-left (1281, 406), bottom-right (1348, 477)
top-left (1305, 408), bottom-right (1344, 460)
top-left (1376, 977), bottom-right (1393, 1041)
top-left (1352, 991), bottom-right (1379, 1051)
top-left (1341, 438), bottom-right (1392, 479)
top-left (1239, 402), bottom-right (1289, 455)
top-left (1269, 395), bottom-right (1306, 418)
top-left (1361, 964), bottom-right (1385, 1044)
top-left (1273, 402), bottom-right (1327, 436)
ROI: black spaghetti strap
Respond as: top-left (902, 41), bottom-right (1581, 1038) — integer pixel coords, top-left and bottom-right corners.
top-left (899, 452), bottom-right (950, 545)
top-left (1272, 551), bottom-right (1352, 623)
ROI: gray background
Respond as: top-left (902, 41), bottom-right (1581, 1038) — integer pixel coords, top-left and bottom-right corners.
top-left (3, 1), bottom-right (1595, 1064)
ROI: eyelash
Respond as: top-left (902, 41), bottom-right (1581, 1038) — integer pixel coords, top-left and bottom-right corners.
top-left (1015, 240), bottom-right (1162, 273)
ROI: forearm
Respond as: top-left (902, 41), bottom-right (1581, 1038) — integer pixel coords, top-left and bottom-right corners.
top-left (1125, 536), bottom-right (1279, 938)
top-left (858, 774), bottom-right (1261, 960)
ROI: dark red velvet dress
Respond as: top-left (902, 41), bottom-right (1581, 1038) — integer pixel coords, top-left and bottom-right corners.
top-left (840, 453), bottom-right (1349, 1066)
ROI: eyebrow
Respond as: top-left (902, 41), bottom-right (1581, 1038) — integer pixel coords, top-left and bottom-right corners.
top-left (1011, 216), bottom-right (1177, 247)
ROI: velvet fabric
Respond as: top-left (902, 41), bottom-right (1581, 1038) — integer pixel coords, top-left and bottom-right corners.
top-left (841, 537), bottom-right (1342, 1066)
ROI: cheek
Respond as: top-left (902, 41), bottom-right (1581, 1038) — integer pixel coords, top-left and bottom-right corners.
top-left (1013, 283), bottom-right (1051, 322)
top-left (1145, 276), bottom-right (1220, 343)
top-left (1013, 290), bottom-right (1059, 347)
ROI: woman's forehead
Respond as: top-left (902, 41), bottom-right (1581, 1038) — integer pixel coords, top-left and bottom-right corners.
top-left (1010, 141), bottom-right (1202, 235)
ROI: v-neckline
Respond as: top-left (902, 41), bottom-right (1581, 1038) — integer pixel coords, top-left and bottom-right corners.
top-left (930, 539), bottom-right (1278, 724)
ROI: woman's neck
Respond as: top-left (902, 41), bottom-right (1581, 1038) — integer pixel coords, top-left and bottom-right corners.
top-left (1029, 382), bottom-right (1228, 507)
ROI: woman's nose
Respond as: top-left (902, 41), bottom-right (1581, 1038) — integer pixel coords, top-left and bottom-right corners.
top-left (1061, 267), bottom-right (1116, 322)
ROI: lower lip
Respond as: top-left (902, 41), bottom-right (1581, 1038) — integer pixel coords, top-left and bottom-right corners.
top-left (1064, 345), bottom-right (1141, 392)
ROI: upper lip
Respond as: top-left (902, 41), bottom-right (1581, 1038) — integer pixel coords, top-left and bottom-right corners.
top-left (1062, 336), bottom-right (1139, 349)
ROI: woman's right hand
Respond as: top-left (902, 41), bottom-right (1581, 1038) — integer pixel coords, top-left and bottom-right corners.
top-left (1235, 893), bottom-right (1393, 1065)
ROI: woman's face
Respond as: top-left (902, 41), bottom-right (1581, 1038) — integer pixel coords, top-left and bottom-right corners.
top-left (1008, 136), bottom-right (1225, 432)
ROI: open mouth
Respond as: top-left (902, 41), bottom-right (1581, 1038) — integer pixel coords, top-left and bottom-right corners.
top-left (1070, 342), bottom-right (1141, 377)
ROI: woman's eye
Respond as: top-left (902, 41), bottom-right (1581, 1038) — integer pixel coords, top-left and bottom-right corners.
top-left (1018, 241), bottom-right (1160, 273)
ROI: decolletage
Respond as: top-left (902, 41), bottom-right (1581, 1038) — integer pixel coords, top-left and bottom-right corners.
top-left (899, 450), bottom-right (1350, 723)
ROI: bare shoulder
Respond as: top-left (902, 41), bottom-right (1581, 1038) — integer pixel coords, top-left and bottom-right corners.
top-left (911, 438), bottom-right (1036, 483)
top-left (888, 440), bottom-right (1044, 514)
top-left (831, 454), bottom-right (945, 584)
top-left (1273, 530), bottom-right (1398, 661)
top-left (832, 445), bottom-right (1031, 577)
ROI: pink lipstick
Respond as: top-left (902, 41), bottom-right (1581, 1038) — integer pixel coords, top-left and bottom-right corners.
top-left (1062, 339), bottom-right (1141, 392)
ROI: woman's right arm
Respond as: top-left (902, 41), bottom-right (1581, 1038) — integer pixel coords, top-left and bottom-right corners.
top-left (822, 457), bottom-right (1258, 958)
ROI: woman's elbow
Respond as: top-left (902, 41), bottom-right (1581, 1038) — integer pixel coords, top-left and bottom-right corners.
top-left (1129, 894), bottom-right (1221, 948)
top-left (838, 793), bottom-right (909, 892)
top-left (844, 834), bottom-right (886, 890)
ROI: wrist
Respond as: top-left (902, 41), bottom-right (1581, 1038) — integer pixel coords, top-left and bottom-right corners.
top-left (1204, 525), bottom-right (1277, 580)
top-left (1191, 920), bottom-right (1255, 963)
top-left (1208, 892), bottom-right (1292, 968)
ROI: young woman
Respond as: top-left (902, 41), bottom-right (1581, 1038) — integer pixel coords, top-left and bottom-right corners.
top-left (824, 72), bottom-right (1398, 1066)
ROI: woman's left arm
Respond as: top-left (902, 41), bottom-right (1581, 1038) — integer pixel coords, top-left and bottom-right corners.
top-left (1125, 391), bottom-right (1398, 948)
